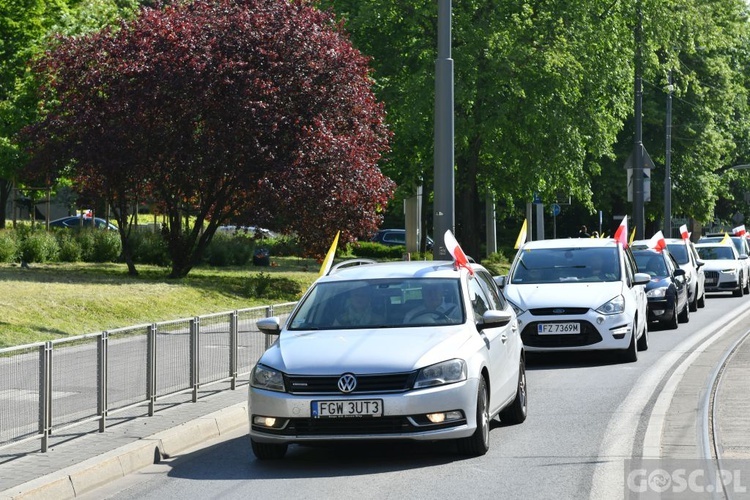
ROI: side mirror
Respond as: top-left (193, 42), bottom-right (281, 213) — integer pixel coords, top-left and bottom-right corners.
top-left (478, 309), bottom-right (513, 331)
top-left (695, 260), bottom-right (705, 268)
top-left (673, 268), bottom-right (686, 277)
top-left (494, 275), bottom-right (507, 288)
top-left (633, 272), bottom-right (651, 286)
top-left (257, 317), bottom-right (282, 336)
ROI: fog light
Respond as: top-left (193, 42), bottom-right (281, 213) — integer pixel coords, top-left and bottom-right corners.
top-left (596, 316), bottom-right (605, 325)
top-left (426, 410), bottom-right (463, 423)
top-left (427, 412), bottom-right (446, 423)
top-left (253, 415), bottom-right (277, 428)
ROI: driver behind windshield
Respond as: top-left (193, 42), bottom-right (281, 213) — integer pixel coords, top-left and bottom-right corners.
top-left (404, 282), bottom-right (461, 323)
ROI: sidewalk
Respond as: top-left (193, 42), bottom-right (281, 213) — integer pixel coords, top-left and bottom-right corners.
top-left (0, 385), bottom-right (248, 500)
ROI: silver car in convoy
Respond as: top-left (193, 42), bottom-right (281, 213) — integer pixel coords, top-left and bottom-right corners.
top-left (248, 259), bottom-right (526, 459)
top-left (695, 242), bottom-right (748, 296)
top-left (498, 238), bottom-right (650, 363)
top-left (665, 238), bottom-right (706, 311)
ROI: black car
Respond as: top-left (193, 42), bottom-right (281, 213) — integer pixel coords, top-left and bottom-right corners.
top-left (49, 215), bottom-right (118, 231)
top-left (632, 247), bottom-right (689, 329)
top-left (370, 229), bottom-right (434, 251)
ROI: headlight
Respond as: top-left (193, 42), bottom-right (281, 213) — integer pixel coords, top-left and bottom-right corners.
top-left (721, 268), bottom-right (738, 274)
top-left (596, 294), bottom-right (625, 315)
top-left (251, 364), bottom-right (285, 392)
top-left (508, 300), bottom-right (526, 316)
top-left (647, 287), bottom-right (667, 298)
top-left (414, 359), bottom-right (467, 389)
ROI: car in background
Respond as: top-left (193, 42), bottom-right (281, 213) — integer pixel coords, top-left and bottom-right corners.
top-left (497, 238), bottom-right (650, 363)
top-left (216, 225), bottom-right (277, 238)
top-left (695, 242), bottom-right (748, 297)
top-left (370, 229), bottom-right (434, 251)
top-left (49, 215), bottom-right (117, 231)
top-left (699, 233), bottom-right (750, 294)
top-left (665, 238), bottom-right (706, 311)
top-left (248, 258), bottom-right (525, 459)
top-left (631, 245), bottom-right (689, 329)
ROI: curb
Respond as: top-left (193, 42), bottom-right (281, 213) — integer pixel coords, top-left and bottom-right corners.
top-left (0, 402), bottom-right (247, 500)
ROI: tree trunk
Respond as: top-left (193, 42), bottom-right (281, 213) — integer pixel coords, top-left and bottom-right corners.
top-left (0, 179), bottom-right (12, 229)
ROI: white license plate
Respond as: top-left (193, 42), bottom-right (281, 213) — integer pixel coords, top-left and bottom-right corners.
top-left (706, 279), bottom-right (717, 285)
top-left (538, 322), bottom-right (580, 335)
top-left (312, 399), bottom-right (383, 418)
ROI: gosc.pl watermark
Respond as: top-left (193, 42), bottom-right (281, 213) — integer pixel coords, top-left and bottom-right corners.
top-left (624, 459), bottom-right (750, 499)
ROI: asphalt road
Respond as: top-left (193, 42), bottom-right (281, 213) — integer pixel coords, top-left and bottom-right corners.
top-left (79, 292), bottom-right (750, 500)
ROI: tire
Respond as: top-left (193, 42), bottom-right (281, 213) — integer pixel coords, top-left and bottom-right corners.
top-left (457, 377), bottom-right (490, 456)
top-left (620, 326), bottom-right (639, 363)
top-left (663, 303), bottom-right (679, 330)
top-left (697, 290), bottom-right (706, 308)
top-left (744, 275), bottom-right (749, 294)
top-left (499, 357), bottom-right (527, 425)
top-left (678, 299), bottom-right (689, 323)
top-left (733, 282), bottom-right (744, 297)
top-left (689, 289), bottom-right (698, 312)
top-left (637, 322), bottom-right (649, 351)
top-left (251, 438), bottom-right (288, 460)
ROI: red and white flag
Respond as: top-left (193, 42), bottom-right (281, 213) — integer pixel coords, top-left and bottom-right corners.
top-left (679, 224), bottom-right (689, 240)
top-left (444, 230), bottom-right (474, 276)
top-left (648, 230), bottom-right (667, 252)
top-left (614, 217), bottom-right (628, 248)
top-left (733, 225), bottom-right (746, 236)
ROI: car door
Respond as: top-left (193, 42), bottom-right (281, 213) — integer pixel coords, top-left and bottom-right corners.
top-left (623, 246), bottom-right (648, 333)
top-left (471, 271), bottom-right (517, 408)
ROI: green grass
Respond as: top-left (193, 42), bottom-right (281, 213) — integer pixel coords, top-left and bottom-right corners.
top-left (0, 257), bottom-right (320, 348)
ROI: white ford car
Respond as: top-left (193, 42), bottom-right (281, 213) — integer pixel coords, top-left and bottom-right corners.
top-left (248, 258), bottom-right (526, 459)
top-left (497, 238), bottom-right (650, 362)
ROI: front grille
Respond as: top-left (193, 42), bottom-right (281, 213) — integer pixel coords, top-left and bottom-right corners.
top-left (521, 321), bottom-right (603, 347)
top-left (529, 307), bottom-right (590, 316)
top-left (704, 271), bottom-right (719, 282)
top-left (285, 372), bottom-right (417, 394)
top-left (253, 416), bottom-right (465, 436)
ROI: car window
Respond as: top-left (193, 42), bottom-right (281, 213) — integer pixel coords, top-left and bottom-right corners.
top-left (666, 243), bottom-right (689, 264)
top-left (623, 247), bottom-right (637, 285)
top-left (288, 278), bottom-right (464, 329)
top-left (467, 278), bottom-right (490, 322)
top-left (383, 232), bottom-right (405, 245)
top-left (511, 246), bottom-right (620, 283)
top-left (697, 246), bottom-right (735, 260)
top-left (474, 270), bottom-right (506, 310)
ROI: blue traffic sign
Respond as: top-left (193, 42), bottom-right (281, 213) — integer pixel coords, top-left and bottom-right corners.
top-left (552, 203), bottom-right (561, 216)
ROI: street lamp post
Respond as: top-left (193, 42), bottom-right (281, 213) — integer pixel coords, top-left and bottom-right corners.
top-left (664, 72), bottom-right (673, 237)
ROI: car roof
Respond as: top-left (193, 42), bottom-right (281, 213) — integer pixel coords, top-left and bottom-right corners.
top-left (318, 259), bottom-right (474, 283)
top-left (519, 238), bottom-right (619, 250)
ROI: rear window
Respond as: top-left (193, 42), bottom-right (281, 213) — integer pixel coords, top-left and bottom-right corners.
top-left (511, 246), bottom-right (620, 283)
top-left (666, 243), bottom-right (689, 264)
top-left (697, 246), bottom-right (735, 260)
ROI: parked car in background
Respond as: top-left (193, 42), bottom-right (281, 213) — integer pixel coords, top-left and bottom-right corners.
top-left (699, 233), bottom-right (750, 294)
top-left (249, 258), bottom-right (525, 459)
top-left (497, 238), bottom-right (650, 363)
top-left (49, 215), bottom-right (117, 231)
top-left (631, 245), bottom-right (689, 329)
top-left (664, 238), bottom-right (706, 311)
top-left (216, 225), bottom-right (277, 238)
top-left (695, 242), bottom-right (748, 297)
top-left (370, 229), bottom-right (434, 251)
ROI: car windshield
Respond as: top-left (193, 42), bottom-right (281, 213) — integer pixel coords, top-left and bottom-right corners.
top-left (701, 237), bottom-right (745, 255)
top-left (634, 252), bottom-right (668, 277)
top-left (511, 246), bottom-right (620, 284)
top-left (697, 246), bottom-right (735, 260)
top-left (666, 244), bottom-right (689, 264)
top-left (288, 278), bottom-right (464, 330)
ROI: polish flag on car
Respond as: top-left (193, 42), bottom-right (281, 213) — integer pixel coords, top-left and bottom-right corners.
top-left (648, 230), bottom-right (667, 252)
top-left (679, 224), bottom-right (689, 240)
top-left (614, 217), bottom-right (628, 248)
top-left (733, 225), bottom-right (746, 236)
top-left (444, 230), bottom-right (474, 276)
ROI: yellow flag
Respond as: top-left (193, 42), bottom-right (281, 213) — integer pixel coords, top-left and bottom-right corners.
top-left (629, 227), bottom-right (636, 245)
top-left (318, 231), bottom-right (341, 277)
top-left (721, 232), bottom-right (731, 245)
top-left (514, 219), bottom-right (528, 249)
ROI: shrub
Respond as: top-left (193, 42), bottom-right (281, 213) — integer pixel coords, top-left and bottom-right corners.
top-left (204, 232), bottom-right (254, 266)
top-left (352, 241), bottom-right (407, 260)
top-left (245, 271), bottom-right (302, 300)
top-left (57, 233), bottom-right (82, 262)
top-left (130, 231), bottom-right (170, 266)
top-left (0, 230), bottom-right (19, 263)
top-left (91, 230), bottom-right (122, 262)
top-left (19, 230), bottom-right (59, 263)
top-left (480, 249), bottom-right (513, 276)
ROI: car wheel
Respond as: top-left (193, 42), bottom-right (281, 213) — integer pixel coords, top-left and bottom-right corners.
top-left (457, 377), bottom-right (490, 456)
top-left (744, 276), bottom-right (750, 294)
top-left (663, 303), bottom-right (679, 330)
top-left (689, 290), bottom-right (698, 312)
top-left (733, 281), bottom-right (744, 297)
top-left (637, 322), bottom-right (649, 351)
top-left (499, 357), bottom-right (527, 425)
top-left (697, 290), bottom-right (706, 308)
top-left (678, 299), bottom-right (690, 323)
top-left (620, 327), bottom-right (639, 363)
top-left (251, 438), bottom-right (288, 460)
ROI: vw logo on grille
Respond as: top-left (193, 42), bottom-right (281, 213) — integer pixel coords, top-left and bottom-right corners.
top-left (338, 373), bottom-right (357, 393)
top-left (552, 308), bottom-right (565, 314)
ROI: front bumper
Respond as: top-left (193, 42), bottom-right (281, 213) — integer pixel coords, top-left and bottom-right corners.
top-left (248, 377), bottom-right (480, 444)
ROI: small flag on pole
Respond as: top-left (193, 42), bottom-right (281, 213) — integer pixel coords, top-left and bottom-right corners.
top-left (318, 231), bottom-right (340, 277)
top-left (648, 230), bottom-right (667, 252)
top-left (614, 217), bottom-right (628, 248)
top-left (514, 219), bottom-right (528, 249)
top-left (720, 232), bottom-right (732, 245)
top-left (680, 224), bottom-right (689, 240)
top-left (444, 230), bottom-right (474, 275)
top-left (733, 225), bottom-right (746, 236)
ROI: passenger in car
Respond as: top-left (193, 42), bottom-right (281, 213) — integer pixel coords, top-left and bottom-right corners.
top-left (403, 283), bottom-right (460, 323)
top-left (335, 287), bottom-right (383, 327)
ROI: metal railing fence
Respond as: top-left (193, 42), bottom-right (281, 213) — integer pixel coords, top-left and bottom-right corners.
top-left (0, 302), bottom-right (296, 452)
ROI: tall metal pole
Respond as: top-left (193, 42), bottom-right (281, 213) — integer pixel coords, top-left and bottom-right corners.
top-left (664, 71), bottom-right (673, 237)
top-left (433, 0), bottom-right (455, 260)
top-left (633, 0), bottom-right (645, 240)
